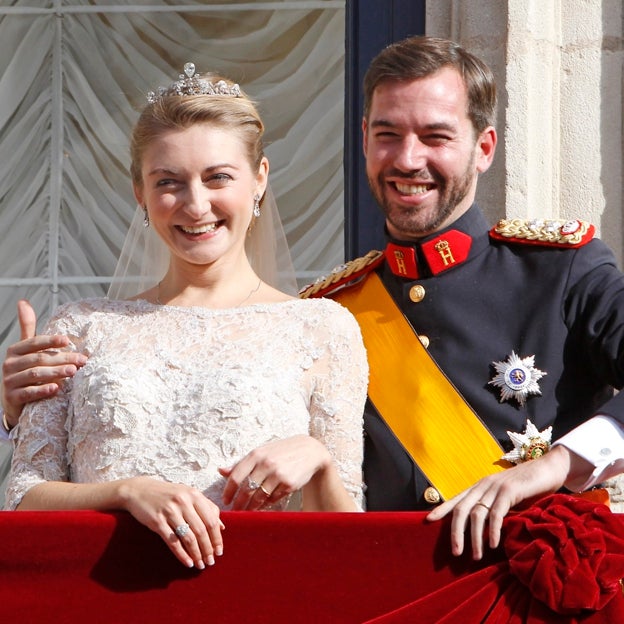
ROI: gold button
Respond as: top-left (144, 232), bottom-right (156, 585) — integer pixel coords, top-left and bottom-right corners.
top-left (409, 284), bottom-right (426, 302)
top-left (424, 486), bottom-right (441, 504)
top-left (418, 335), bottom-right (430, 349)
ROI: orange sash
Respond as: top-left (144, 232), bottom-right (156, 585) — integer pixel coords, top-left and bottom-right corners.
top-left (334, 272), bottom-right (511, 501)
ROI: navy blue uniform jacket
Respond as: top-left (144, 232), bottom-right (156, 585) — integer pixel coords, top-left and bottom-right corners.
top-left (364, 205), bottom-right (624, 510)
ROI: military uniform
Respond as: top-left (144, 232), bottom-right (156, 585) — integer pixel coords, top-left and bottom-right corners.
top-left (351, 205), bottom-right (624, 511)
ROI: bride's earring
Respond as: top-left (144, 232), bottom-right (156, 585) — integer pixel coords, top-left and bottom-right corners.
top-left (253, 195), bottom-right (261, 218)
top-left (143, 206), bottom-right (149, 228)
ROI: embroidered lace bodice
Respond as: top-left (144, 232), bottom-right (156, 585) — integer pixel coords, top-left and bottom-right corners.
top-left (5, 297), bottom-right (367, 510)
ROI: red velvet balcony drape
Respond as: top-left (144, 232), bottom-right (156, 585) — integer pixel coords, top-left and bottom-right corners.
top-left (0, 494), bottom-right (621, 623)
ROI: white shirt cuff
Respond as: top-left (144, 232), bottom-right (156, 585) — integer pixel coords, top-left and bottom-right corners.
top-left (553, 415), bottom-right (624, 491)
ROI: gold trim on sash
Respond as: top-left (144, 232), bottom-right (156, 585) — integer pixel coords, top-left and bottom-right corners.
top-left (334, 272), bottom-right (511, 501)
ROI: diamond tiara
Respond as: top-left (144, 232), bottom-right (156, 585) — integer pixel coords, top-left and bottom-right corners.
top-left (146, 62), bottom-right (242, 104)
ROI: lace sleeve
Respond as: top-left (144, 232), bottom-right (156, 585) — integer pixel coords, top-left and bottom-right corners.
top-left (4, 303), bottom-right (86, 510)
top-left (308, 301), bottom-right (368, 509)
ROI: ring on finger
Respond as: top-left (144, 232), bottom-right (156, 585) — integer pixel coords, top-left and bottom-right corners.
top-left (247, 476), bottom-right (261, 490)
top-left (475, 500), bottom-right (491, 511)
top-left (174, 522), bottom-right (191, 538)
top-left (259, 484), bottom-right (271, 497)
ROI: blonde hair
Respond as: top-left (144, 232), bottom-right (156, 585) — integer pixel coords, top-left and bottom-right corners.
top-left (130, 73), bottom-right (265, 186)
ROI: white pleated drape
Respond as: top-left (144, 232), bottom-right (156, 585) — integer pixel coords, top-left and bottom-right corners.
top-left (0, 1), bottom-right (345, 354)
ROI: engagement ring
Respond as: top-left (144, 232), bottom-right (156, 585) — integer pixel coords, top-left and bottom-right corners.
top-left (247, 477), bottom-right (261, 490)
top-left (174, 522), bottom-right (191, 538)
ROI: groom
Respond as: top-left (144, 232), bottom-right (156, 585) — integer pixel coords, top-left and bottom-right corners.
top-left (298, 35), bottom-right (624, 558)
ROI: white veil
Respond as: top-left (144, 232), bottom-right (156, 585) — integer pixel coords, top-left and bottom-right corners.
top-left (107, 185), bottom-right (298, 300)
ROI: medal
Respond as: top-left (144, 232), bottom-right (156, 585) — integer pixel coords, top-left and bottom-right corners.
top-left (489, 351), bottom-right (546, 406)
top-left (501, 419), bottom-right (552, 464)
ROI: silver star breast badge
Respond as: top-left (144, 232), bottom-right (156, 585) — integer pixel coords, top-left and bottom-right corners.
top-left (489, 351), bottom-right (546, 406)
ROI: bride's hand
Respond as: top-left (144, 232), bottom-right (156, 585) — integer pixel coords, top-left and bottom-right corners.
top-left (219, 435), bottom-right (331, 510)
top-left (117, 476), bottom-right (224, 569)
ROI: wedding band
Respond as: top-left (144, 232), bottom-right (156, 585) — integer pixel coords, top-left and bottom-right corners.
top-left (475, 501), bottom-right (491, 511)
top-left (2, 412), bottom-right (13, 434)
top-left (259, 485), bottom-right (271, 497)
top-left (247, 477), bottom-right (261, 490)
top-left (174, 522), bottom-right (191, 538)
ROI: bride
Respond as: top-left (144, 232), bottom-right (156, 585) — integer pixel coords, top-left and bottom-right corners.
top-left (5, 65), bottom-right (368, 570)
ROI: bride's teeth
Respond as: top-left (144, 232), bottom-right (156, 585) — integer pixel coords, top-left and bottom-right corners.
top-left (395, 182), bottom-right (430, 195)
top-left (181, 223), bottom-right (217, 234)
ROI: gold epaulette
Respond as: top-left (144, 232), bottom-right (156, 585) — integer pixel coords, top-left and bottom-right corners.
top-left (298, 250), bottom-right (385, 299)
top-left (489, 218), bottom-right (595, 248)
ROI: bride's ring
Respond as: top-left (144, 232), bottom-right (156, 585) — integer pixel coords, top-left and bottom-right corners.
top-left (259, 484), bottom-right (271, 497)
top-left (174, 522), bottom-right (191, 538)
top-left (247, 477), bottom-right (261, 490)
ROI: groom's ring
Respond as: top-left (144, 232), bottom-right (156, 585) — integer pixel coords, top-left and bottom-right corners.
top-left (175, 522), bottom-right (191, 538)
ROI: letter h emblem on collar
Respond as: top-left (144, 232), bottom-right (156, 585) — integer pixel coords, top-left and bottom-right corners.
top-left (385, 230), bottom-right (472, 279)
top-left (421, 230), bottom-right (472, 275)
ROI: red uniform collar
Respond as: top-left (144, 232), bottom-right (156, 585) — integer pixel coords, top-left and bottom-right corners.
top-left (385, 230), bottom-right (473, 279)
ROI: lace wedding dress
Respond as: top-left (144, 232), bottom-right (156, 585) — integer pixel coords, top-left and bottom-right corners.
top-left (5, 297), bottom-right (368, 510)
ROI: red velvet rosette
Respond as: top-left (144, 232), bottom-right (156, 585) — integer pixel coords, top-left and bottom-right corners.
top-left (504, 493), bottom-right (624, 615)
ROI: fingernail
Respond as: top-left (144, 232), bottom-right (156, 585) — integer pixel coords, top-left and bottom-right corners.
top-left (215, 546), bottom-right (223, 557)
top-left (207, 555), bottom-right (215, 566)
top-left (196, 560), bottom-right (205, 570)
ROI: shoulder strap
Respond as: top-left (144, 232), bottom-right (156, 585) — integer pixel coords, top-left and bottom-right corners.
top-left (489, 218), bottom-right (595, 248)
top-left (299, 250), bottom-right (385, 299)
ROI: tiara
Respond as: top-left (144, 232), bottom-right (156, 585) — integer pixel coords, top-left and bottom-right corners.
top-left (146, 62), bottom-right (242, 103)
